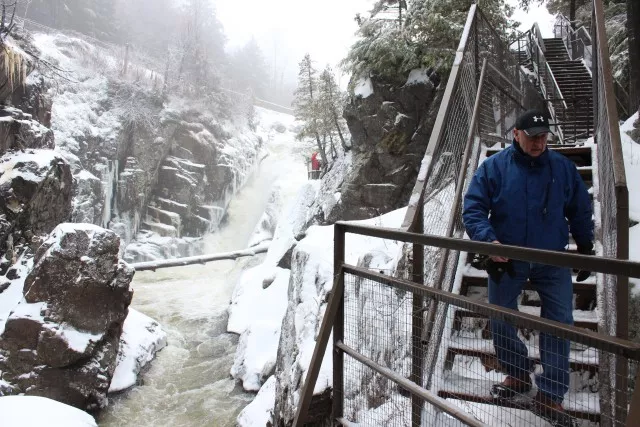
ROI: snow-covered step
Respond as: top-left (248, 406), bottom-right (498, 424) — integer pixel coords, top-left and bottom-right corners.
top-left (453, 305), bottom-right (599, 332)
top-left (446, 335), bottom-right (599, 370)
top-left (438, 376), bottom-right (600, 421)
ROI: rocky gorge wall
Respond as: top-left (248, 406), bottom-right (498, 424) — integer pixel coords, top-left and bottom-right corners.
top-left (30, 33), bottom-right (263, 262)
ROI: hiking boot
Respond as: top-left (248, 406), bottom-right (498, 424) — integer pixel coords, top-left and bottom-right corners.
top-left (532, 392), bottom-right (578, 427)
top-left (490, 375), bottom-right (532, 399)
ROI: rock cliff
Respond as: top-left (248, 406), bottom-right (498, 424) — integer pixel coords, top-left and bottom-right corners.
top-left (306, 71), bottom-right (442, 225)
top-left (30, 33), bottom-right (262, 262)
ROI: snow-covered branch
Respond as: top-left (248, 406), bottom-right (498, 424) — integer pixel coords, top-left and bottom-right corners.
top-left (131, 243), bottom-right (270, 271)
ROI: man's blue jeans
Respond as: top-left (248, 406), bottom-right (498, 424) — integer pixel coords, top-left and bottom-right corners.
top-left (488, 260), bottom-right (573, 403)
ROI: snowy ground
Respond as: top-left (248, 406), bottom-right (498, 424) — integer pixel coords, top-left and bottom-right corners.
top-left (620, 113), bottom-right (640, 292)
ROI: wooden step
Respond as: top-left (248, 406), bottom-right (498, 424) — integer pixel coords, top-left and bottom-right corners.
top-left (438, 382), bottom-right (600, 423)
top-left (460, 275), bottom-right (596, 310)
top-left (453, 306), bottom-right (599, 332)
top-left (445, 345), bottom-right (599, 375)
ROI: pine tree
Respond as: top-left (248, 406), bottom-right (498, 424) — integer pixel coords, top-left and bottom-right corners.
top-left (318, 66), bottom-right (349, 153)
top-left (342, 0), bottom-right (515, 83)
top-left (293, 54), bottom-right (328, 167)
top-left (228, 38), bottom-right (268, 98)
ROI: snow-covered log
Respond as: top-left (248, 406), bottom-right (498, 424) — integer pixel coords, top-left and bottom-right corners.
top-left (131, 243), bottom-right (270, 271)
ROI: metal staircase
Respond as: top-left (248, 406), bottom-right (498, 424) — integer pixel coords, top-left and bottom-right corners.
top-left (543, 38), bottom-right (594, 142)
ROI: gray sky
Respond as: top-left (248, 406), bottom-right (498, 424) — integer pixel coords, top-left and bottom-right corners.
top-left (216, 0), bottom-right (374, 85)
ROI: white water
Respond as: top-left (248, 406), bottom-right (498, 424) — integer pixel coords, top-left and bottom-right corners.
top-left (99, 112), bottom-right (304, 426)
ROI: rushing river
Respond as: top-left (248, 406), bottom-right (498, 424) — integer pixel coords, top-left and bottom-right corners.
top-left (99, 114), bottom-right (302, 426)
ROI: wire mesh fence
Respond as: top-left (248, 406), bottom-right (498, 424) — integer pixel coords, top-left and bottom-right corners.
top-left (417, 4), bottom-right (542, 296)
top-left (337, 270), bottom-right (640, 427)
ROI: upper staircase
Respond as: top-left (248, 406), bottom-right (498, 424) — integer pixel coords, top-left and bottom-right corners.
top-left (543, 38), bottom-right (594, 143)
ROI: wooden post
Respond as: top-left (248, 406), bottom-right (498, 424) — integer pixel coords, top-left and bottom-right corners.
top-left (332, 222), bottom-right (346, 422)
top-left (293, 223), bottom-right (346, 426)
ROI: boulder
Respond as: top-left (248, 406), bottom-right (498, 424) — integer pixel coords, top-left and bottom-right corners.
top-left (0, 106), bottom-right (54, 155)
top-left (0, 224), bottom-right (134, 411)
top-left (0, 150), bottom-right (72, 250)
top-left (308, 72), bottom-right (443, 224)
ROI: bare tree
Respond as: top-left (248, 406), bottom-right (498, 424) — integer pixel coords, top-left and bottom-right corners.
top-left (0, 0), bottom-right (19, 40)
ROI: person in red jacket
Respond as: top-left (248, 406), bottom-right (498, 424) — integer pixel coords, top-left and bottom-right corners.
top-left (310, 152), bottom-right (320, 179)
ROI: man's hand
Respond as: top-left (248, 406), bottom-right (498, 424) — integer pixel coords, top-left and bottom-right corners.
top-left (490, 240), bottom-right (509, 263)
top-left (575, 242), bottom-right (594, 282)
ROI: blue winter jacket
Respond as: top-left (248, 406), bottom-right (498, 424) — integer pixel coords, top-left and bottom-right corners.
top-left (463, 143), bottom-right (593, 251)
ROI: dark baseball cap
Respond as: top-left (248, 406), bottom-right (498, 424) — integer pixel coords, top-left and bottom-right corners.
top-left (515, 109), bottom-right (553, 136)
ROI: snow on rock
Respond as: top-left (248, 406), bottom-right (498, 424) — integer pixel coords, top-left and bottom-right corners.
top-left (258, 207), bottom-right (408, 426)
top-left (0, 149), bottom-right (62, 185)
top-left (354, 77), bottom-right (374, 98)
top-left (0, 396), bottom-right (97, 427)
top-left (404, 68), bottom-right (433, 86)
top-left (237, 375), bottom-right (277, 427)
top-left (109, 308), bottom-right (167, 393)
top-left (0, 255), bottom-right (33, 336)
top-left (229, 267), bottom-right (290, 390)
top-left (621, 113), bottom-right (640, 222)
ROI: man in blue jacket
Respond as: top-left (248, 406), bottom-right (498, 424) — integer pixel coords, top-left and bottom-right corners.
top-left (463, 109), bottom-right (593, 424)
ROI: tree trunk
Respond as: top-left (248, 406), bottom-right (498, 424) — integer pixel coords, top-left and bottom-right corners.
top-left (628, 0), bottom-right (640, 112)
top-left (332, 111), bottom-right (349, 151)
top-left (313, 126), bottom-right (328, 166)
top-left (328, 132), bottom-right (337, 159)
top-left (569, 0), bottom-right (576, 24)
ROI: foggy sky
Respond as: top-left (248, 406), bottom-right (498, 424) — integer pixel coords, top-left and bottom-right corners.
top-left (216, 0), bottom-right (374, 87)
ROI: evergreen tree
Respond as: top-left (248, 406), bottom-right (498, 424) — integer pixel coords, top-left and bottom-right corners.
top-left (318, 66), bottom-right (349, 153)
top-left (293, 54), bottom-right (328, 167)
top-left (228, 38), bottom-right (268, 98)
top-left (22, 0), bottom-right (118, 41)
top-left (114, 0), bottom-right (177, 53)
top-left (342, 0), bottom-right (515, 84)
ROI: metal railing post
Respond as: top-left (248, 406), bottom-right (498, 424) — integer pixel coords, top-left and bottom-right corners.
top-left (333, 223), bottom-right (346, 422)
top-left (410, 200), bottom-right (424, 426)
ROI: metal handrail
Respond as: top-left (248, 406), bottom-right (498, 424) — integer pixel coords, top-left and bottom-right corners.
top-left (554, 13), bottom-right (593, 67)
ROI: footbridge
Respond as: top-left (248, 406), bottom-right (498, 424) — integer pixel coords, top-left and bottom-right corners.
top-left (293, 1), bottom-right (640, 426)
